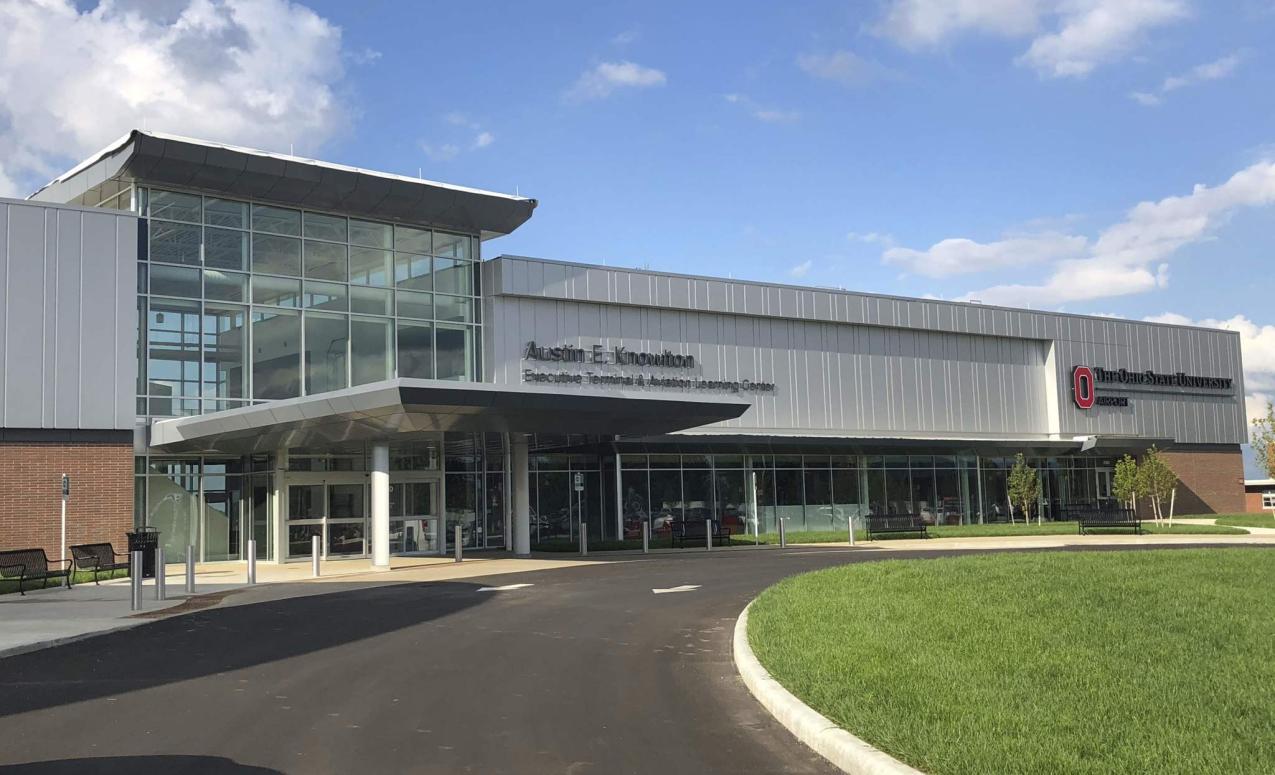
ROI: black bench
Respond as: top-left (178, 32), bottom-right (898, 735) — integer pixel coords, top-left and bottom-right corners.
top-left (1063, 505), bottom-right (1141, 535)
top-left (70, 542), bottom-right (131, 584)
top-left (0, 548), bottom-right (73, 595)
top-left (671, 519), bottom-right (732, 547)
top-left (866, 514), bottom-right (928, 540)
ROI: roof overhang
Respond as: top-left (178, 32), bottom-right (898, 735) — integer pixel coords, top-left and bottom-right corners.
top-left (29, 130), bottom-right (536, 239)
top-left (148, 379), bottom-right (750, 455)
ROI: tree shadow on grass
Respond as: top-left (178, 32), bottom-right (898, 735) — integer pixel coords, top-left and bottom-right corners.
top-left (0, 580), bottom-right (491, 719)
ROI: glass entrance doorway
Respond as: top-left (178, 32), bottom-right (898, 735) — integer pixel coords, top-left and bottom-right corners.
top-left (284, 474), bottom-right (442, 559)
top-left (391, 481), bottom-right (440, 554)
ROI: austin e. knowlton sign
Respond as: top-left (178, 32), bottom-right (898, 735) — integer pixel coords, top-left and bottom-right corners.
top-left (523, 341), bottom-right (696, 369)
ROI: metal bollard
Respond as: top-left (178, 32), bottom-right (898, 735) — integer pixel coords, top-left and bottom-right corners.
top-left (246, 540), bottom-right (257, 585)
top-left (311, 534), bottom-right (321, 577)
top-left (706, 519), bottom-right (712, 551)
top-left (848, 517), bottom-right (857, 546)
top-left (130, 550), bottom-right (144, 611)
top-left (154, 545), bottom-right (166, 600)
top-left (185, 545), bottom-right (195, 594)
top-left (454, 525), bottom-right (462, 563)
top-left (580, 524), bottom-right (588, 556)
top-left (779, 518), bottom-right (787, 548)
top-left (642, 521), bottom-right (650, 554)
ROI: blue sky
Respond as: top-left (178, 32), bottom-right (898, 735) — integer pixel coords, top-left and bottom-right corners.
top-left (2, 0), bottom-right (1274, 468)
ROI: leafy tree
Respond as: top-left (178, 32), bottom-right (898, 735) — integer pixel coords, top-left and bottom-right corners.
top-left (1007, 453), bottom-right (1041, 525)
top-left (1113, 454), bottom-right (1139, 511)
top-left (1138, 446), bottom-right (1179, 524)
top-left (1251, 401), bottom-right (1275, 481)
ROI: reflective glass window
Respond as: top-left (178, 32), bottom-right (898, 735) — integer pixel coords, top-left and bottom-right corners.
top-left (350, 285), bottom-right (392, 316)
top-left (435, 326), bottom-right (471, 380)
top-left (432, 257), bottom-right (472, 295)
top-left (351, 316), bottom-right (392, 385)
top-left (251, 309), bottom-right (300, 399)
top-left (204, 198), bottom-right (247, 229)
top-left (252, 204), bottom-right (301, 236)
top-left (302, 280), bottom-right (348, 312)
top-left (204, 227), bottom-right (247, 270)
top-left (396, 290), bottom-right (433, 320)
top-left (394, 225), bottom-right (431, 255)
top-left (304, 240), bottom-right (347, 281)
top-left (304, 313), bottom-right (348, 395)
top-left (149, 190), bottom-right (201, 223)
top-left (252, 234), bottom-right (301, 276)
top-left (252, 275), bottom-right (301, 307)
top-left (804, 469), bottom-right (834, 530)
top-left (433, 231), bottom-right (470, 260)
top-left (149, 221), bottom-right (201, 265)
top-left (394, 252), bottom-right (432, 291)
top-left (434, 294), bottom-right (471, 323)
top-left (147, 298), bottom-right (201, 399)
top-left (349, 219), bottom-right (393, 249)
top-left (149, 264), bottom-right (201, 298)
top-left (304, 212), bottom-right (347, 243)
top-left (203, 303), bottom-right (247, 400)
top-left (204, 269), bottom-right (247, 302)
top-left (832, 469), bottom-right (863, 523)
top-left (649, 470), bottom-right (683, 533)
top-left (396, 322), bottom-right (434, 379)
top-left (350, 247), bottom-right (393, 286)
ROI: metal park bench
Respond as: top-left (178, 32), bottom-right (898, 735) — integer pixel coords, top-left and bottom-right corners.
top-left (671, 519), bottom-right (732, 547)
top-left (866, 514), bottom-right (929, 540)
top-left (0, 548), bottom-right (74, 595)
top-left (1063, 505), bottom-right (1142, 535)
top-left (70, 542), bottom-right (131, 584)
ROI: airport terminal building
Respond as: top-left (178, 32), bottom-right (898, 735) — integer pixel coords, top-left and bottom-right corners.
top-left (0, 130), bottom-right (1247, 564)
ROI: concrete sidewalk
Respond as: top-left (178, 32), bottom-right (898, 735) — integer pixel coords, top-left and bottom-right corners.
top-left (0, 553), bottom-right (602, 659)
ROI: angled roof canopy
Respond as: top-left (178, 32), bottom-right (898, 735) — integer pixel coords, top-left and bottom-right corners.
top-left (148, 379), bottom-right (751, 455)
top-left (30, 130), bottom-right (537, 239)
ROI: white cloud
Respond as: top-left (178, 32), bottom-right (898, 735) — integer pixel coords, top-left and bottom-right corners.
top-left (564, 61), bottom-right (666, 103)
top-left (884, 233), bottom-right (1087, 277)
top-left (875, 0), bottom-right (1189, 78)
top-left (0, 0), bottom-right (348, 197)
top-left (789, 260), bottom-right (813, 279)
top-left (472, 131), bottom-right (495, 149)
top-left (797, 50), bottom-right (894, 87)
top-left (848, 231), bottom-right (897, 247)
top-left (951, 160), bottom-right (1275, 306)
top-left (1131, 52), bottom-right (1243, 106)
top-left (421, 142), bottom-right (460, 162)
top-left (724, 94), bottom-right (800, 123)
top-left (611, 29), bottom-right (640, 46)
top-left (426, 113), bottom-right (494, 159)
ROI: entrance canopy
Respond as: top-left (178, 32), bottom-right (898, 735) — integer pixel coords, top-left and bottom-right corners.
top-left (148, 379), bottom-right (750, 454)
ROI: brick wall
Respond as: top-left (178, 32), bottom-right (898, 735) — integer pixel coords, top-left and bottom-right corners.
top-left (1159, 445), bottom-right (1245, 515)
top-left (0, 440), bottom-right (133, 560)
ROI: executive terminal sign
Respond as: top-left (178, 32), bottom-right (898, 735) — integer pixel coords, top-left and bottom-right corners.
top-left (1072, 365), bottom-right (1234, 410)
top-left (522, 341), bottom-right (775, 394)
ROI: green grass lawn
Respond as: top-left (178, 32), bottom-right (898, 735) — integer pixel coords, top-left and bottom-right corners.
top-left (0, 566), bottom-right (129, 596)
top-left (1212, 514), bottom-right (1275, 530)
top-left (748, 548), bottom-right (1275, 775)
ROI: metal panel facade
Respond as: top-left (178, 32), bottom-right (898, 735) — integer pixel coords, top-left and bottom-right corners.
top-left (0, 199), bottom-right (137, 431)
top-left (483, 256), bottom-right (1246, 445)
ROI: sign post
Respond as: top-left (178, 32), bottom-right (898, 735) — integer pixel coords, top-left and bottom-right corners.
top-left (574, 473), bottom-right (585, 554)
top-left (59, 474), bottom-right (69, 565)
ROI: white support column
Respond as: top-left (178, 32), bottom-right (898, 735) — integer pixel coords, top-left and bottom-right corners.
top-left (271, 448), bottom-right (289, 564)
top-left (613, 448), bottom-right (623, 542)
top-left (504, 433), bottom-right (514, 552)
top-left (371, 443), bottom-right (390, 568)
top-left (512, 434), bottom-right (531, 555)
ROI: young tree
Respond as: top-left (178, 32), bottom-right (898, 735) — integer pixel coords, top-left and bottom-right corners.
top-left (1113, 454), bottom-right (1139, 511)
top-left (1138, 446), bottom-right (1179, 524)
top-left (1007, 453), bottom-right (1040, 526)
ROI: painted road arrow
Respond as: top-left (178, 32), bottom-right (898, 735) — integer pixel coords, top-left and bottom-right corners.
top-left (477, 583), bottom-right (534, 592)
top-left (652, 585), bottom-right (701, 594)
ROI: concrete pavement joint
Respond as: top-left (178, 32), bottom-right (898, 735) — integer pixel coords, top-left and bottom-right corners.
top-left (733, 600), bottom-right (923, 775)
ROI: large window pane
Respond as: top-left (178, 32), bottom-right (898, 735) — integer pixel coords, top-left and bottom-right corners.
top-left (621, 469), bottom-right (649, 539)
top-left (304, 240), bottom-right (347, 281)
top-left (252, 234), bottom-right (301, 276)
top-left (149, 221), bottom-right (201, 265)
top-left (396, 322), bottom-right (434, 379)
top-left (149, 264), bottom-right (201, 298)
top-left (147, 298), bottom-right (201, 401)
top-left (394, 252), bottom-right (432, 290)
top-left (433, 257), bottom-right (472, 295)
top-left (350, 285), bottom-right (392, 315)
top-left (935, 467), bottom-right (965, 526)
top-left (204, 227), bottom-right (247, 270)
top-left (396, 290), bottom-right (432, 320)
top-left (149, 190), bottom-right (201, 223)
top-left (433, 231), bottom-right (471, 260)
top-left (435, 324), bottom-right (472, 381)
top-left (350, 247), bottom-right (392, 286)
top-left (204, 269), bottom-right (247, 302)
top-left (204, 198), bottom-right (247, 229)
top-left (252, 204), bottom-right (301, 236)
top-left (832, 469), bottom-right (863, 527)
top-left (252, 309), bottom-right (300, 399)
top-left (328, 484), bottom-right (364, 518)
top-left (683, 468), bottom-right (714, 526)
top-left (395, 225), bottom-right (431, 255)
top-left (349, 219), bottom-right (392, 249)
top-left (911, 467), bottom-right (937, 523)
top-left (252, 275), bottom-right (301, 307)
top-left (714, 469), bottom-right (747, 535)
top-left (649, 469), bottom-right (682, 538)
top-left (446, 472), bottom-right (479, 548)
top-left (775, 469), bottom-right (804, 529)
top-left (884, 468), bottom-right (912, 515)
top-left (146, 462), bottom-right (199, 559)
top-left (328, 522), bottom-right (365, 556)
top-left (434, 294), bottom-right (471, 323)
top-left (803, 468), bottom-right (834, 531)
top-left (302, 281), bottom-right (348, 312)
top-left (304, 313), bottom-right (348, 395)
top-left (304, 212), bottom-right (347, 243)
top-left (351, 317), bottom-right (392, 385)
top-left (203, 303), bottom-right (247, 400)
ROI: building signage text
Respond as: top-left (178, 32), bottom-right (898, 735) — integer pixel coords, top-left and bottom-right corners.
top-left (523, 341), bottom-right (696, 369)
top-left (521, 341), bottom-right (775, 394)
top-left (1072, 364), bottom-right (1233, 410)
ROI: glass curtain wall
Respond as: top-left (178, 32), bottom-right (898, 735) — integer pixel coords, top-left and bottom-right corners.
top-left (135, 187), bottom-right (482, 419)
top-left (136, 455), bottom-right (272, 560)
top-left (529, 454), bottom-right (605, 545)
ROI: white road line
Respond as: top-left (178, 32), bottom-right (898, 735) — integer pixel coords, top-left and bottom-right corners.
top-left (477, 583), bottom-right (534, 592)
top-left (652, 585), bottom-right (701, 594)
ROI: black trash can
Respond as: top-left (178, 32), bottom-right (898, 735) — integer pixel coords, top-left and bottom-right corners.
top-left (126, 527), bottom-right (160, 578)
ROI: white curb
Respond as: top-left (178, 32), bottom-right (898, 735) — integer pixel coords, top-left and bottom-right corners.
top-left (733, 601), bottom-right (923, 775)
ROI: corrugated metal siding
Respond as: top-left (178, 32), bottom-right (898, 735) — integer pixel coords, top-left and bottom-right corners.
top-left (0, 199), bottom-right (137, 431)
top-left (483, 257), bottom-right (1246, 444)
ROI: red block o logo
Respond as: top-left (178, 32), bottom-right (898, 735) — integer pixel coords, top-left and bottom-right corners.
top-left (1073, 366), bottom-right (1095, 409)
